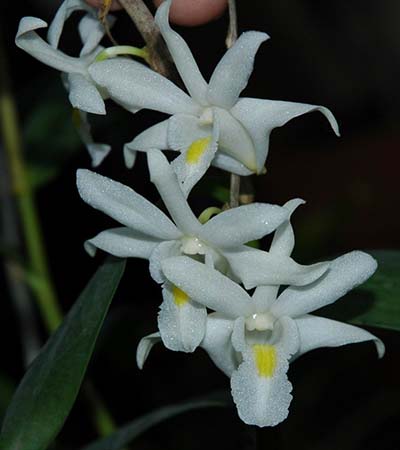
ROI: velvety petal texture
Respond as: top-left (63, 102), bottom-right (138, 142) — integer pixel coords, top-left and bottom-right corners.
top-left (84, 227), bottom-right (160, 259)
top-left (88, 58), bottom-right (201, 116)
top-left (136, 332), bottom-right (161, 369)
top-left (271, 251), bottom-right (377, 318)
top-left (158, 283), bottom-right (207, 353)
top-left (208, 31), bottom-right (269, 109)
top-left (155, 0), bottom-right (208, 105)
top-left (295, 315), bottom-right (385, 358)
top-left (76, 169), bottom-right (180, 240)
top-left (223, 247), bottom-right (330, 289)
top-left (201, 203), bottom-right (288, 248)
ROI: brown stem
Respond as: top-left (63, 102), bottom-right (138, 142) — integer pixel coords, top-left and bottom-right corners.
top-left (118, 0), bottom-right (174, 77)
top-left (227, 0), bottom-right (241, 208)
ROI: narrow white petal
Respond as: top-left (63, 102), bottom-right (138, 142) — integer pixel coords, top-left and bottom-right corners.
top-left (126, 119), bottom-right (170, 152)
top-left (201, 203), bottom-right (288, 248)
top-left (147, 150), bottom-right (201, 235)
top-left (158, 283), bottom-right (207, 353)
top-left (212, 152), bottom-right (254, 176)
top-left (76, 169), bottom-right (180, 240)
top-left (155, 0), bottom-right (208, 105)
top-left (270, 198), bottom-right (305, 257)
top-left (88, 58), bottom-right (201, 116)
top-left (201, 312), bottom-right (238, 377)
top-left (295, 314), bottom-right (385, 358)
top-left (231, 98), bottom-right (340, 172)
top-left (149, 240), bottom-right (182, 284)
top-left (136, 332), bottom-right (161, 369)
top-left (208, 31), bottom-right (269, 109)
top-left (47, 0), bottom-right (93, 48)
top-left (171, 118), bottom-right (219, 197)
top-left (68, 73), bottom-right (106, 114)
top-left (73, 110), bottom-right (110, 166)
top-left (123, 119), bottom-right (170, 169)
top-left (215, 107), bottom-right (257, 172)
top-left (224, 247), bottom-right (330, 289)
top-left (161, 256), bottom-right (252, 318)
top-left (272, 251), bottom-right (378, 318)
top-left (231, 317), bottom-right (299, 427)
top-left (84, 227), bottom-right (160, 259)
top-left (16, 17), bottom-right (87, 75)
top-left (79, 14), bottom-right (115, 56)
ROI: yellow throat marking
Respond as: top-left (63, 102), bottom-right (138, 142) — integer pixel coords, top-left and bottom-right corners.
top-left (186, 137), bottom-right (211, 164)
top-left (172, 285), bottom-right (189, 307)
top-left (253, 344), bottom-right (277, 378)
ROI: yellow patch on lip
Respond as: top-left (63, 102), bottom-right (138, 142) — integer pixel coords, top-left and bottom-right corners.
top-left (253, 344), bottom-right (277, 378)
top-left (185, 137), bottom-right (212, 164)
top-left (172, 285), bottom-right (189, 307)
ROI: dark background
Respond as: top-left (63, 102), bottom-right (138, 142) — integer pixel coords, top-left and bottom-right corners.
top-left (1, 1), bottom-right (399, 449)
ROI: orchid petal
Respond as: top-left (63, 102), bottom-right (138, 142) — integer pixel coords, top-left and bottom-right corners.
top-left (147, 150), bottom-right (201, 235)
top-left (201, 203), bottom-right (288, 248)
top-left (84, 227), bottom-right (160, 259)
top-left (47, 0), bottom-right (93, 48)
top-left (73, 110), bottom-right (110, 165)
top-left (211, 152), bottom-right (254, 176)
top-left (79, 14), bottom-right (116, 56)
top-left (136, 332), bottom-right (161, 369)
top-left (270, 198), bottom-right (305, 257)
top-left (16, 17), bottom-right (87, 75)
top-left (208, 31), bottom-right (269, 109)
top-left (76, 169), bottom-right (180, 240)
top-left (223, 246), bottom-right (330, 289)
top-left (295, 314), bottom-right (385, 359)
top-left (149, 240), bottom-right (182, 284)
top-left (68, 73), bottom-right (106, 114)
top-left (201, 313), bottom-right (238, 377)
top-left (88, 58), bottom-right (201, 116)
top-left (231, 98), bottom-right (340, 172)
top-left (214, 107), bottom-right (257, 172)
top-left (271, 251), bottom-right (377, 318)
top-left (155, 0), bottom-right (208, 105)
top-left (162, 256), bottom-right (252, 318)
top-left (170, 117), bottom-right (219, 197)
top-left (124, 119), bottom-right (170, 168)
top-left (158, 283), bottom-right (207, 353)
top-left (231, 317), bottom-right (299, 427)
top-left (125, 119), bottom-right (169, 151)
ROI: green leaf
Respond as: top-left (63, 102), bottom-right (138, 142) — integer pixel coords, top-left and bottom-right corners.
top-left (0, 257), bottom-right (126, 450)
top-left (320, 250), bottom-right (400, 332)
top-left (81, 392), bottom-right (231, 450)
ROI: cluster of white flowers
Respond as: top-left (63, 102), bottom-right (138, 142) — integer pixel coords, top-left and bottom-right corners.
top-left (17, 0), bottom-right (384, 427)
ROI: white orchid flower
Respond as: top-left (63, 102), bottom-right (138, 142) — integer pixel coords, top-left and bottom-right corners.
top-left (160, 251), bottom-right (384, 427)
top-left (77, 150), bottom-right (327, 352)
top-left (87, 0), bottom-right (339, 195)
top-left (16, 0), bottom-right (114, 166)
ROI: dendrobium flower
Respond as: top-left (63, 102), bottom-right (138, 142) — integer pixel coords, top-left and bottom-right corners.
top-left (16, 0), bottom-right (113, 166)
top-left (160, 252), bottom-right (384, 427)
top-left (77, 150), bottom-right (327, 352)
top-left (87, 0), bottom-right (339, 194)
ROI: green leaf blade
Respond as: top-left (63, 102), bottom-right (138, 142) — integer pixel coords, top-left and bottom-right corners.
top-left (0, 257), bottom-right (126, 450)
top-left (81, 392), bottom-right (231, 450)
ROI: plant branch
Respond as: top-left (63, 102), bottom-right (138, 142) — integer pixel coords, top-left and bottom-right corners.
top-left (118, 0), bottom-right (174, 77)
top-left (227, 0), bottom-right (240, 208)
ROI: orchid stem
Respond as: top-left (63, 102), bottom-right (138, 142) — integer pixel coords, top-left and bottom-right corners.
top-left (118, 0), bottom-right (174, 77)
top-left (227, 0), bottom-right (241, 208)
top-left (0, 39), bottom-right (117, 438)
